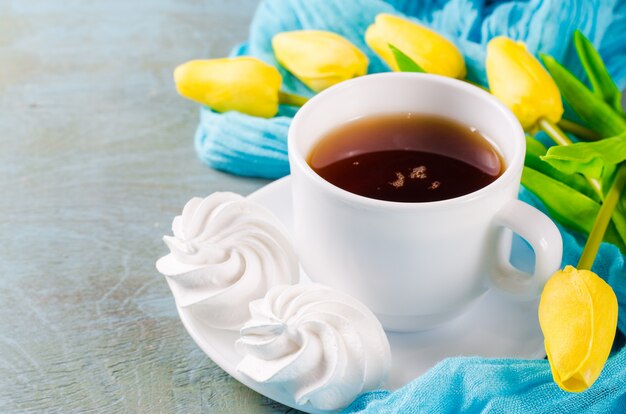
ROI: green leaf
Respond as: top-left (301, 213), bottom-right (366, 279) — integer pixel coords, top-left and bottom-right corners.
top-left (541, 54), bottom-right (626, 138)
top-left (541, 132), bottom-right (626, 179)
top-left (574, 30), bottom-right (624, 114)
top-left (524, 135), bottom-right (601, 202)
top-left (601, 162), bottom-right (617, 198)
top-left (389, 44), bottom-right (425, 73)
top-left (525, 134), bottom-right (548, 157)
top-left (521, 167), bottom-right (625, 250)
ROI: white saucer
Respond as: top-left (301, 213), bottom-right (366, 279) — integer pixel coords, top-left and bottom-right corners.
top-left (175, 176), bottom-right (546, 414)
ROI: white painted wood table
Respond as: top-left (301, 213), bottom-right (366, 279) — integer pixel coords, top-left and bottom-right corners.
top-left (0, 0), bottom-right (300, 412)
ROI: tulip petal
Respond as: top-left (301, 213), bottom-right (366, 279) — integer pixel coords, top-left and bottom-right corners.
top-left (365, 13), bottom-right (466, 79)
top-left (486, 37), bottom-right (563, 131)
top-left (272, 30), bottom-right (368, 92)
top-left (174, 57), bottom-right (282, 118)
top-left (539, 265), bottom-right (618, 392)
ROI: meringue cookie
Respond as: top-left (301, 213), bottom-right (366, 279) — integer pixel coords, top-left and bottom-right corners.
top-left (235, 283), bottom-right (391, 411)
top-left (156, 192), bottom-right (299, 330)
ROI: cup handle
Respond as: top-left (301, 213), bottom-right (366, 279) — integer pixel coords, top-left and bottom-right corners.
top-left (490, 199), bottom-right (563, 300)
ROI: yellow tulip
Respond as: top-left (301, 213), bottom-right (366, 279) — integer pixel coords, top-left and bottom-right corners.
top-left (272, 30), bottom-right (368, 92)
top-left (173, 57), bottom-right (282, 118)
top-left (486, 37), bottom-right (563, 131)
top-left (538, 265), bottom-right (618, 392)
top-left (365, 13), bottom-right (466, 78)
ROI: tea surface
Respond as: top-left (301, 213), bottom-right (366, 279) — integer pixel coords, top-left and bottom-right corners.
top-left (308, 113), bottom-right (503, 202)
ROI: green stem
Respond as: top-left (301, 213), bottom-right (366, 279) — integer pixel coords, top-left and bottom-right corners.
top-left (557, 119), bottom-right (601, 142)
top-left (538, 117), bottom-right (574, 146)
top-left (278, 91), bottom-right (309, 107)
top-left (538, 117), bottom-right (604, 200)
top-left (577, 163), bottom-right (626, 270)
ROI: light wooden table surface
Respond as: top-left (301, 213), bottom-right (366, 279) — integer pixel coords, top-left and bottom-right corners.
top-left (0, 0), bottom-right (300, 412)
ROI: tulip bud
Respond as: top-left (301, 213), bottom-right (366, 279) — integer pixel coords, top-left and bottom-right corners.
top-left (174, 57), bottom-right (282, 118)
top-left (365, 13), bottom-right (466, 78)
top-left (486, 37), bottom-right (563, 131)
top-left (272, 30), bottom-right (368, 92)
top-left (539, 265), bottom-right (618, 392)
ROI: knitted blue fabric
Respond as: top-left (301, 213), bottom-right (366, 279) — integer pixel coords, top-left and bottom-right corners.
top-left (191, 1), bottom-right (626, 411)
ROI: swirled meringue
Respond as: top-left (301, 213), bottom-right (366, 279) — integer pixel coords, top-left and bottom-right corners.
top-left (235, 283), bottom-right (391, 411)
top-left (156, 192), bottom-right (298, 330)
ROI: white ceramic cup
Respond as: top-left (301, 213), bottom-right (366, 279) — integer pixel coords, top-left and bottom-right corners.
top-left (288, 73), bottom-right (563, 332)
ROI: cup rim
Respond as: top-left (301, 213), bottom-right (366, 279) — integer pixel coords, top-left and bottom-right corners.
top-left (288, 72), bottom-right (525, 210)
